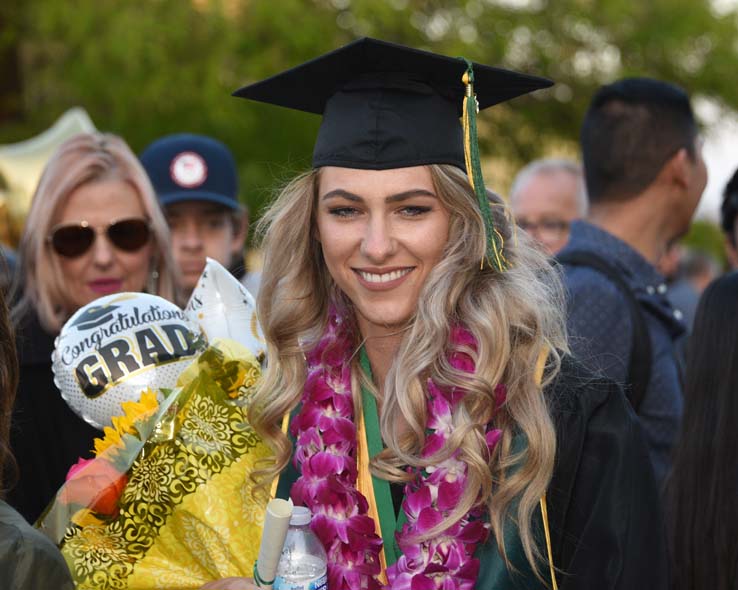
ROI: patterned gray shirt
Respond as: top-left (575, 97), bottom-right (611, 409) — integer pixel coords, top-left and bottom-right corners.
top-left (560, 220), bottom-right (686, 485)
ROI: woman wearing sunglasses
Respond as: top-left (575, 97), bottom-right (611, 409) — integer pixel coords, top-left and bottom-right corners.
top-left (6, 132), bottom-right (178, 523)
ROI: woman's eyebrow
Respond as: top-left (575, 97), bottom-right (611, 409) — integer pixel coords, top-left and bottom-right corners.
top-left (385, 189), bottom-right (437, 203)
top-left (321, 189), bottom-right (362, 202)
top-left (321, 188), bottom-right (437, 202)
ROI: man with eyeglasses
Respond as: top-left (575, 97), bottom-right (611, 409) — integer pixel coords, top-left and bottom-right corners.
top-left (510, 158), bottom-right (586, 255)
top-left (559, 78), bottom-right (707, 486)
top-left (140, 134), bottom-right (260, 298)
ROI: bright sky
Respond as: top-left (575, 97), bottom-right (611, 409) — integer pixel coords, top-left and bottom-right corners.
top-left (697, 115), bottom-right (738, 222)
top-left (692, 0), bottom-right (738, 221)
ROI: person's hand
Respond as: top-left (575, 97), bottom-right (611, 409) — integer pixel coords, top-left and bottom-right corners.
top-left (198, 577), bottom-right (258, 590)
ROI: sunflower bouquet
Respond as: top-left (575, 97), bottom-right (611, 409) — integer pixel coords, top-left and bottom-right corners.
top-left (39, 338), bottom-right (272, 590)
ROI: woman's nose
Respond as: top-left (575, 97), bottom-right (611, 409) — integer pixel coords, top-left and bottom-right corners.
top-left (360, 217), bottom-right (395, 262)
top-left (91, 232), bottom-right (115, 267)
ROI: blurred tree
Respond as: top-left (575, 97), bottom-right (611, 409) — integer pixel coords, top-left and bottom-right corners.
top-left (683, 218), bottom-right (728, 268)
top-left (0, 0), bottom-right (24, 123)
top-left (2, 0), bottom-right (738, 219)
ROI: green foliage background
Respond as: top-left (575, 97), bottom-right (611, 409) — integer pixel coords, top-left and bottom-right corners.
top-left (684, 219), bottom-right (728, 267)
top-left (2, 0), bottom-right (738, 222)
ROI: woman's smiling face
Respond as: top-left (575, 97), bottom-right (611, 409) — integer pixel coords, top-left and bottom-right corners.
top-left (316, 165), bottom-right (451, 339)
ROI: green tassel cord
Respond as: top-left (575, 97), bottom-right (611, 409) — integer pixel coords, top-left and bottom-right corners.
top-left (460, 58), bottom-right (508, 272)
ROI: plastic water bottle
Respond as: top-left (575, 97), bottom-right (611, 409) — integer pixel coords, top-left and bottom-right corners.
top-left (273, 507), bottom-right (328, 590)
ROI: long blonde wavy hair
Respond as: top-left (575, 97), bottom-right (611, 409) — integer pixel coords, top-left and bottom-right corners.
top-left (249, 164), bottom-right (567, 575)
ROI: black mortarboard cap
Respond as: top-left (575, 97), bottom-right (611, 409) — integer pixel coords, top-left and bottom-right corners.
top-left (233, 37), bottom-right (552, 171)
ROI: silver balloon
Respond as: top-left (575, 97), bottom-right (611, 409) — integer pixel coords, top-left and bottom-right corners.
top-left (184, 257), bottom-right (266, 360)
top-left (53, 292), bottom-right (202, 430)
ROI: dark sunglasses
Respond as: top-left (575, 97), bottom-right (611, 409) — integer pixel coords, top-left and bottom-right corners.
top-left (47, 218), bottom-right (152, 258)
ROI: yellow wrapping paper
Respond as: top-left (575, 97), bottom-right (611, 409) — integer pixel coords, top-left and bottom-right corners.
top-left (39, 338), bottom-right (272, 590)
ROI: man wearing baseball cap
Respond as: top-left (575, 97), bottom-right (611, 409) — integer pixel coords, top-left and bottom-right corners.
top-left (140, 133), bottom-right (260, 297)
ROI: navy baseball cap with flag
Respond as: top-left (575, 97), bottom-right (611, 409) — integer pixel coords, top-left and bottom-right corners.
top-left (140, 133), bottom-right (241, 210)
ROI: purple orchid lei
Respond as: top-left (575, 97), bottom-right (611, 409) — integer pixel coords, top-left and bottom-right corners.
top-left (290, 310), bottom-right (505, 590)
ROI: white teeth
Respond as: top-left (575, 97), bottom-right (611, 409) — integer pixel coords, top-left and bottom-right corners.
top-left (358, 268), bottom-right (411, 283)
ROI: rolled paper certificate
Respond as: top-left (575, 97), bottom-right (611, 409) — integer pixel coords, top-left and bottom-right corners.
top-left (254, 498), bottom-right (293, 589)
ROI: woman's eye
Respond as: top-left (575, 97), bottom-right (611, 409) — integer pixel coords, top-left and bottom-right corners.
top-left (328, 207), bottom-right (359, 218)
top-left (399, 205), bottom-right (432, 217)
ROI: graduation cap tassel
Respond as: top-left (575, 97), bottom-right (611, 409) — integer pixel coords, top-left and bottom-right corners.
top-left (461, 59), bottom-right (508, 272)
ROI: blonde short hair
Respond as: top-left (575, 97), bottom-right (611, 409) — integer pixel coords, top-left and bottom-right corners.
top-left (12, 132), bottom-right (179, 331)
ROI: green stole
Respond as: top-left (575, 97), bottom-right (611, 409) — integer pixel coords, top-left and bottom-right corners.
top-left (357, 347), bottom-right (399, 579)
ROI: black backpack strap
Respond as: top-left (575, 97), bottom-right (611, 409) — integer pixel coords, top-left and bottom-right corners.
top-left (557, 250), bottom-right (652, 413)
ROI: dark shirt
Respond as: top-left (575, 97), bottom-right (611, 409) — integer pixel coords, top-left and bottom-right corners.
top-left (560, 220), bottom-right (685, 484)
top-left (7, 310), bottom-right (99, 523)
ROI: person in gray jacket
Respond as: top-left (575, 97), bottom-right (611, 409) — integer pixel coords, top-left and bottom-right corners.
top-left (0, 259), bottom-right (73, 589)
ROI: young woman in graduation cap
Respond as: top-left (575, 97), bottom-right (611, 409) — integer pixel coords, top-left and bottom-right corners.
top-left (209, 38), bottom-right (668, 590)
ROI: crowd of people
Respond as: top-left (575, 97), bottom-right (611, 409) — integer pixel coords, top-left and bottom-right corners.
top-left (0, 36), bottom-right (736, 590)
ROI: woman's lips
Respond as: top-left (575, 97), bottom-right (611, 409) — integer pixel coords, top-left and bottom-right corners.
top-left (88, 278), bottom-right (124, 295)
top-left (353, 267), bottom-right (414, 291)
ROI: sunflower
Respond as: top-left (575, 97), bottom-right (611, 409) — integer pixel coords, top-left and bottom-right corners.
top-left (93, 389), bottom-right (160, 456)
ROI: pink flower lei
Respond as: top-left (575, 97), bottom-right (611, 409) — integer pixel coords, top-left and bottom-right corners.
top-left (290, 309), bottom-right (506, 590)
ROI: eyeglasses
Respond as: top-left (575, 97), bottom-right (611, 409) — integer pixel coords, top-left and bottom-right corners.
top-left (47, 218), bottom-right (151, 258)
